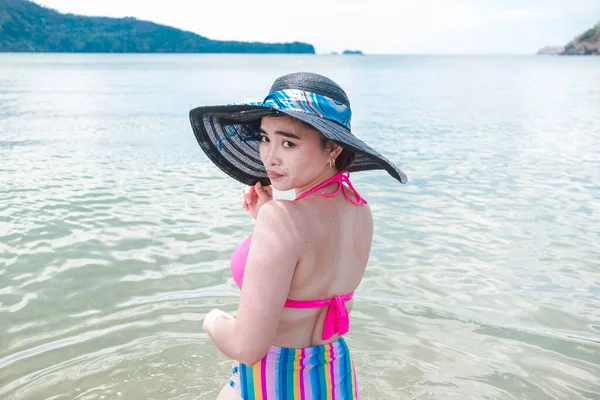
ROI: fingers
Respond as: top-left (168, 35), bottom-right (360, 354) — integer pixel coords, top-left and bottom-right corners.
top-left (241, 186), bottom-right (259, 212)
top-left (242, 186), bottom-right (255, 203)
top-left (255, 182), bottom-right (272, 202)
top-left (241, 183), bottom-right (273, 214)
top-left (263, 185), bottom-right (273, 197)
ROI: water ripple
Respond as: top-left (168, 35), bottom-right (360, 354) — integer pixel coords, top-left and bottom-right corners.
top-left (1, 54), bottom-right (599, 399)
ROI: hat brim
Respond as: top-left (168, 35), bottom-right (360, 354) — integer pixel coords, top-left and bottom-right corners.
top-left (189, 104), bottom-right (408, 186)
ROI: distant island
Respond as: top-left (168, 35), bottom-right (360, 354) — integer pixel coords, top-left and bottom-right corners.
top-left (342, 50), bottom-right (364, 55)
top-left (0, 0), bottom-right (315, 53)
top-left (326, 50), bottom-right (364, 56)
top-left (537, 22), bottom-right (599, 55)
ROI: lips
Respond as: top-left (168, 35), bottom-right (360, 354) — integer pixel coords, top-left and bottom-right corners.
top-left (266, 170), bottom-right (284, 179)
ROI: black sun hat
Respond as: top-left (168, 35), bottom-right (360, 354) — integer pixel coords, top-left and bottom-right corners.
top-left (189, 72), bottom-right (407, 186)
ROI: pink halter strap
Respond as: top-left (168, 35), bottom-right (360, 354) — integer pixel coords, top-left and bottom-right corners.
top-left (294, 170), bottom-right (367, 205)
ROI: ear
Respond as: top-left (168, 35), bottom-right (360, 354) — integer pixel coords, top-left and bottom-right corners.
top-left (328, 142), bottom-right (344, 160)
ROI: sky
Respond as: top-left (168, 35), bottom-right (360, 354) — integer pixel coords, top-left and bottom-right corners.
top-left (33, 0), bottom-right (600, 54)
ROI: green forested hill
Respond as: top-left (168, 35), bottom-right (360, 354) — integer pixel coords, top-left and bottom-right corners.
top-left (0, 0), bottom-right (315, 53)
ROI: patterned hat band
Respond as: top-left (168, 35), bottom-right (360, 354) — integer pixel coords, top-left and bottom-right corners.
top-left (261, 89), bottom-right (352, 130)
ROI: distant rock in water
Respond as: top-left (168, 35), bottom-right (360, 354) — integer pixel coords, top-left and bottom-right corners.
top-left (0, 0), bottom-right (315, 53)
top-left (536, 46), bottom-right (564, 55)
top-left (538, 22), bottom-right (599, 56)
top-left (342, 50), bottom-right (363, 55)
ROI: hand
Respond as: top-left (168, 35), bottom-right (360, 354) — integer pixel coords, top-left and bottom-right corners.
top-left (241, 182), bottom-right (273, 219)
top-left (203, 309), bottom-right (233, 334)
top-left (203, 309), bottom-right (235, 359)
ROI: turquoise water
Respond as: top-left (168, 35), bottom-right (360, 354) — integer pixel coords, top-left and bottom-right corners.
top-left (1, 54), bottom-right (599, 399)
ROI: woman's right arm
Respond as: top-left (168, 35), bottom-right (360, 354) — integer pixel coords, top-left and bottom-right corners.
top-left (206, 201), bottom-right (300, 365)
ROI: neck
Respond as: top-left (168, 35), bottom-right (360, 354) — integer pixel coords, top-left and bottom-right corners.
top-left (294, 168), bottom-right (340, 199)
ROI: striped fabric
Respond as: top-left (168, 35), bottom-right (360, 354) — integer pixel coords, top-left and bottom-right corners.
top-left (189, 72), bottom-right (410, 187)
top-left (229, 337), bottom-right (359, 399)
top-left (227, 89), bottom-right (352, 130)
top-left (262, 89), bottom-right (352, 130)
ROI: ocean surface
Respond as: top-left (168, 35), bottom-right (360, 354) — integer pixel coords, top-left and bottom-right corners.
top-left (1, 54), bottom-right (599, 400)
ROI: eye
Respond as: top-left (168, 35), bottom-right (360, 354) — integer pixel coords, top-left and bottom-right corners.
top-left (283, 141), bottom-right (295, 148)
top-left (260, 135), bottom-right (270, 143)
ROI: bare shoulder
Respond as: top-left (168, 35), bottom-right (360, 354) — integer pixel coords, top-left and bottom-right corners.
top-left (256, 199), bottom-right (302, 228)
top-left (363, 201), bottom-right (374, 222)
top-left (254, 200), bottom-right (306, 255)
top-left (363, 202), bottom-right (375, 237)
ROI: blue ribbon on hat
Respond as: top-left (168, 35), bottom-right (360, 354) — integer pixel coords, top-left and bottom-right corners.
top-left (262, 89), bottom-right (351, 129)
top-left (219, 89), bottom-right (352, 150)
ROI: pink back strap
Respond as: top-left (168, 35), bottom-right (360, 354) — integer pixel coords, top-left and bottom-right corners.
top-left (284, 292), bottom-right (354, 340)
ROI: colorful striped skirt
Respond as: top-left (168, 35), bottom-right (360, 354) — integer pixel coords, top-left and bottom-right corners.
top-left (229, 337), bottom-right (359, 399)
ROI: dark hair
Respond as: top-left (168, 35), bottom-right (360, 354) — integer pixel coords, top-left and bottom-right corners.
top-left (296, 118), bottom-right (355, 170)
top-left (320, 136), bottom-right (356, 171)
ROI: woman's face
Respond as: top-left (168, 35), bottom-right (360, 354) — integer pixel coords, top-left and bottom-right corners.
top-left (259, 116), bottom-right (332, 191)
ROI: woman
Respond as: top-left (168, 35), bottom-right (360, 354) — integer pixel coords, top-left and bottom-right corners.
top-left (189, 72), bottom-right (407, 399)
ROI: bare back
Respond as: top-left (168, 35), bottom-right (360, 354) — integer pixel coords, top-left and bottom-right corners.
top-left (273, 190), bottom-right (373, 348)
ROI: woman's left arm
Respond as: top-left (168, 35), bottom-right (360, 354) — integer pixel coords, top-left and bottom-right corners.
top-left (203, 201), bottom-right (300, 365)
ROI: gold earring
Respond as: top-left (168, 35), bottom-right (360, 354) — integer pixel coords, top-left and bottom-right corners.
top-left (329, 159), bottom-right (335, 169)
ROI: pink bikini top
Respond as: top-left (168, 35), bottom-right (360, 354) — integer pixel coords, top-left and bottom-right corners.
top-left (230, 170), bottom-right (367, 340)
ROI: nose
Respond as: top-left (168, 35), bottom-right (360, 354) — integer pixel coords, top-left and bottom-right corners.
top-left (261, 141), bottom-right (281, 167)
